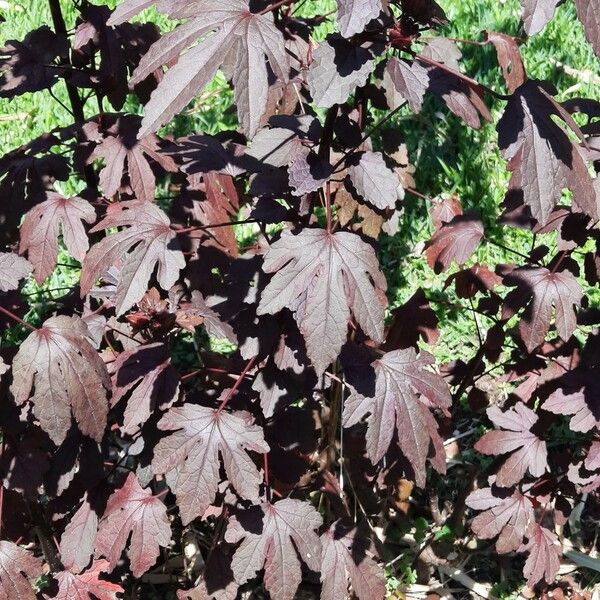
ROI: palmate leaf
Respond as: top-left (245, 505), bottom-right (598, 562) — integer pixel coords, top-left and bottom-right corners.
top-left (19, 193), bottom-right (96, 284)
top-left (0, 252), bottom-right (32, 292)
top-left (320, 521), bottom-right (386, 600)
top-left (122, 0), bottom-right (289, 138)
top-left (308, 35), bottom-right (377, 109)
top-left (343, 348), bottom-right (451, 486)
top-left (111, 342), bottom-right (180, 435)
top-left (151, 405), bottom-right (269, 524)
top-left (475, 403), bottom-right (547, 487)
top-left (336, 0), bottom-right (382, 38)
top-left (224, 499), bottom-right (322, 600)
top-left (94, 473), bottom-right (171, 578)
top-left (257, 228), bottom-right (387, 375)
top-left (424, 213), bottom-right (484, 274)
top-left (504, 267), bottom-right (583, 352)
top-left (59, 495), bottom-right (98, 573)
top-left (574, 0), bottom-right (600, 58)
top-left (10, 316), bottom-right (111, 445)
top-left (497, 80), bottom-right (597, 227)
top-left (0, 541), bottom-right (43, 600)
top-left (50, 560), bottom-right (124, 600)
top-left (92, 116), bottom-right (177, 204)
top-left (520, 0), bottom-right (560, 35)
top-left (0, 26), bottom-right (67, 98)
top-left (466, 487), bottom-right (534, 553)
top-left (346, 151), bottom-right (400, 211)
top-left (80, 201), bottom-right (185, 316)
top-left (519, 524), bottom-right (561, 587)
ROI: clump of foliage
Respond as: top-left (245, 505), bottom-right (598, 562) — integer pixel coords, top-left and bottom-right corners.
top-left (0, 0), bottom-right (599, 598)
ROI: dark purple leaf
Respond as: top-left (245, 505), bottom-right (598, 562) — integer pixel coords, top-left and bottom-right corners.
top-left (94, 473), bottom-right (171, 577)
top-left (257, 228), bottom-right (387, 375)
top-left (224, 499), bottom-right (322, 600)
top-left (10, 316), bottom-right (111, 445)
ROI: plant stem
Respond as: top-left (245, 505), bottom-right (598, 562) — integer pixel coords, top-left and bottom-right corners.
top-left (48, 0), bottom-right (98, 191)
top-left (217, 356), bottom-right (257, 413)
top-left (259, 0), bottom-right (294, 15)
top-left (0, 306), bottom-right (36, 331)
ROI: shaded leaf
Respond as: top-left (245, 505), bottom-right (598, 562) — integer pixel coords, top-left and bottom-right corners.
top-left (520, 524), bottom-right (561, 587)
top-left (50, 560), bottom-right (123, 600)
top-left (320, 521), bottom-right (386, 600)
top-left (308, 35), bottom-right (376, 108)
top-left (466, 487), bottom-right (534, 553)
top-left (347, 151), bottom-right (400, 211)
top-left (130, 1), bottom-right (290, 138)
top-left (424, 213), bottom-right (484, 274)
top-left (19, 193), bottom-right (96, 284)
top-left (505, 267), bottom-right (582, 352)
top-left (343, 348), bottom-right (451, 486)
top-left (0, 252), bottom-right (32, 292)
top-left (288, 150), bottom-right (333, 197)
top-left (497, 80), bottom-right (597, 226)
top-left (92, 115), bottom-right (177, 203)
top-left (475, 403), bottom-right (547, 487)
top-left (152, 405), bottom-right (269, 524)
top-left (0, 26), bottom-right (67, 97)
top-left (336, 0), bottom-right (382, 37)
top-left (111, 343), bottom-right (180, 435)
top-left (94, 473), bottom-right (171, 577)
top-left (81, 201), bottom-right (185, 316)
top-left (0, 541), bottom-right (43, 600)
top-left (224, 499), bottom-right (322, 600)
top-left (258, 228), bottom-right (387, 375)
top-left (10, 315), bottom-right (111, 445)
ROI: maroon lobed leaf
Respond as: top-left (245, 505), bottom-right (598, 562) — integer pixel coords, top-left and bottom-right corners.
top-left (94, 473), bottom-right (171, 577)
top-left (257, 228), bottom-right (387, 375)
top-left (320, 521), bottom-right (386, 600)
top-left (474, 403), bottom-right (548, 487)
top-left (574, 0), bottom-right (600, 58)
top-left (129, 1), bottom-right (290, 138)
top-left (347, 151), bottom-right (401, 211)
top-left (80, 200), bottom-right (185, 316)
top-left (342, 348), bottom-right (451, 486)
top-left (0, 252), bottom-right (32, 292)
top-left (542, 369), bottom-right (600, 433)
top-left (466, 487), bottom-right (534, 553)
top-left (224, 499), bottom-right (322, 600)
top-left (497, 80), bottom-right (597, 227)
top-left (520, 0), bottom-right (560, 35)
top-left (0, 26), bottom-right (67, 97)
top-left (60, 495), bottom-right (99, 574)
top-left (10, 315), bottom-right (111, 445)
top-left (424, 213), bottom-right (484, 274)
top-left (336, 0), bottom-right (382, 38)
top-left (92, 116), bottom-right (177, 203)
top-left (111, 342), bottom-right (180, 435)
top-left (49, 560), bottom-right (124, 600)
top-left (152, 405), bottom-right (269, 524)
top-left (0, 541), bottom-right (44, 600)
top-left (519, 524), bottom-right (561, 587)
top-left (485, 32), bottom-right (526, 93)
top-left (19, 193), bottom-right (96, 284)
top-left (504, 267), bottom-right (583, 352)
top-left (308, 35), bottom-right (377, 109)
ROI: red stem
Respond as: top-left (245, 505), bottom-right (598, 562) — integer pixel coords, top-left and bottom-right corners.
top-left (264, 453), bottom-right (271, 502)
top-left (217, 356), bottom-right (257, 413)
top-left (0, 306), bottom-right (36, 331)
top-left (259, 0), bottom-right (293, 15)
